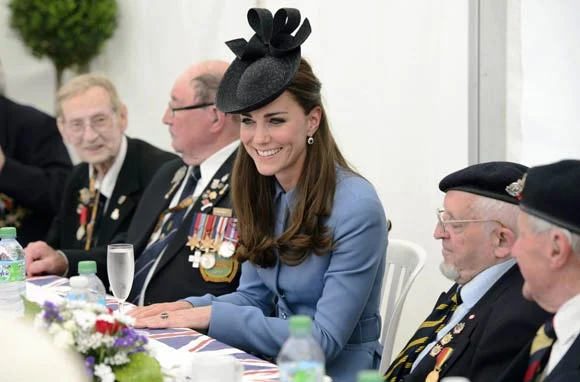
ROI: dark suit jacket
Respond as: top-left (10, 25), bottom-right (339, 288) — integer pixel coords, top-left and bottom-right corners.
top-left (404, 265), bottom-right (550, 382)
top-left (498, 320), bottom-right (580, 382)
top-left (125, 152), bottom-right (241, 305)
top-left (0, 96), bottom-right (72, 245)
top-left (45, 137), bottom-right (176, 285)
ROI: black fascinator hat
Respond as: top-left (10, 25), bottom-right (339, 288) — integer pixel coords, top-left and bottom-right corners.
top-left (216, 8), bottom-right (311, 114)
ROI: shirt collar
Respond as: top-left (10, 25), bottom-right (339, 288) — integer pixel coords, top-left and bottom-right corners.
top-left (553, 293), bottom-right (580, 345)
top-left (197, 140), bottom-right (239, 191)
top-left (459, 258), bottom-right (517, 309)
top-left (90, 135), bottom-right (127, 199)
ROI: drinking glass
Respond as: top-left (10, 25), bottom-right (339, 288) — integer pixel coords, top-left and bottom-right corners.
top-left (107, 244), bottom-right (134, 314)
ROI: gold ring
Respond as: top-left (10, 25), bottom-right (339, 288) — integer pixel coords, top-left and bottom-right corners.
top-left (160, 312), bottom-right (169, 320)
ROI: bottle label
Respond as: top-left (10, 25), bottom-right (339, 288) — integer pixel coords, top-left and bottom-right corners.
top-left (279, 361), bottom-right (325, 382)
top-left (0, 260), bottom-right (25, 283)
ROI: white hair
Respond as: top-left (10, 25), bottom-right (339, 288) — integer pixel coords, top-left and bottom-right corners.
top-left (471, 195), bottom-right (519, 233)
top-left (527, 213), bottom-right (580, 254)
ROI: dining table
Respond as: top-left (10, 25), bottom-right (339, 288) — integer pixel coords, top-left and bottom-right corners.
top-left (26, 275), bottom-right (280, 381)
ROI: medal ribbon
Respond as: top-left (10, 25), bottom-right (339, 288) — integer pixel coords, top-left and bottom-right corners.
top-left (84, 175), bottom-right (100, 251)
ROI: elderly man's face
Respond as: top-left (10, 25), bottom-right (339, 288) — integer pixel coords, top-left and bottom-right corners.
top-left (162, 74), bottom-right (216, 166)
top-left (512, 211), bottom-right (554, 311)
top-left (433, 191), bottom-right (500, 285)
top-left (58, 86), bottom-right (127, 165)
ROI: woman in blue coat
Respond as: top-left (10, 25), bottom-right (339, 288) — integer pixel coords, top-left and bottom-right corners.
top-left (131, 8), bottom-right (388, 381)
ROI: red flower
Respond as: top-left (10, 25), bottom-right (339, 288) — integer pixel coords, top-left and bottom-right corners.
top-left (95, 319), bottom-right (121, 334)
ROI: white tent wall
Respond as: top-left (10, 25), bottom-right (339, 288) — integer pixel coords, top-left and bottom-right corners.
top-left (1, 1), bottom-right (470, 357)
top-left (506, 0), bottom-right (580, 166)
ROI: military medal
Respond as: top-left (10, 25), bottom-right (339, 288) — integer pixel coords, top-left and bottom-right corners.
top-left (200, 253), bottom-right (216, 269)
top-left (453, 322), bottom-right (465, 334)
top-left (425, 370), bottom-right (439, 382)
top-left (209, 191), bottom-right (218, 200)
top-left (110, 208), bottom-right (120, 220)
top-left (430, 344), bottom-right (442, 357)
top-left (219, 218), bottom-right (238, 258)
top-left (188, 250), bottom-right (202, 268)
top-left (186, 235), bottom-right (198, 251)
top-left (76, 225), bottom-right (86, 241)
top-left (426, 347), bottom-right (454, 382)
top-left (440, 332), bottom-right (453, 345)
top-left (79, 188), bottom-right (91, 205)
top-left (219, 241), bottom-right (235, 258)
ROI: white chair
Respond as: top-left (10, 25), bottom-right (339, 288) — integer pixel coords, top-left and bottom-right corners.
top-left (378, 238), bottom-right (427, 374)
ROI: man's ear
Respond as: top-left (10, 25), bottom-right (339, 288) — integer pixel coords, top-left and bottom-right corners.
top-left (549, 230), bottom-right (573, 269)
top-left (56, 117), bottom-right (70, 144)
top-left (495, 226), bottom-right (516, 259)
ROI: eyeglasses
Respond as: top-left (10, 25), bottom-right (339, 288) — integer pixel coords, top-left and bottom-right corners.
top-left (436, 208), bottom-right (503, 234)
top-left (62, 112), bottom-right (116, 136)
top-left (169, 102), bottom-right (214, 118)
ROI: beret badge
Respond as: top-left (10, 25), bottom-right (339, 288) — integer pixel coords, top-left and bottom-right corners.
top-left (505, 174), bottom-right (527, 201)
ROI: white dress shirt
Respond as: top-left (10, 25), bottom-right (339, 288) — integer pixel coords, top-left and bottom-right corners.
top-left (89, 135), bottom-right (128, 212)
top-left (545, 293), bottom-right (580, 375)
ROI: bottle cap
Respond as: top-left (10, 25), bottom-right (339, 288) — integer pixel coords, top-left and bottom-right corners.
top-left (78, 260), bottom-right (97, 274)
top-left (289, 315), bottom-right (313, 335)
top-left (0, 227), bottom-right (17, 239)
top-left (69, 275), bottom-right (88, 289)
top-left (357, 370), bottom-right (383, 382)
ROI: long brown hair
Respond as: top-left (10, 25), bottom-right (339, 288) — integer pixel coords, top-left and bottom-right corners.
top-left (232, 59), bottom-right (355, 267)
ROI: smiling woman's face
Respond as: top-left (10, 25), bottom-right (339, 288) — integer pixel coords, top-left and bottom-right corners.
top-left (240, 91), bottom-right (320, 191)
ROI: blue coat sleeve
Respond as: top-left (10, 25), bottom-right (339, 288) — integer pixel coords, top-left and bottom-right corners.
top-left (184, 260), bottom-right (275, 314)
top-left (198, 178), bottom-right (387, 363)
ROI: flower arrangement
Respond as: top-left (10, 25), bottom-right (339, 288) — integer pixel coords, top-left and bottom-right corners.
top-left (32, 299), bottom-right (163, 382)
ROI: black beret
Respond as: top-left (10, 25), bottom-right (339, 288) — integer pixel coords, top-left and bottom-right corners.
top-left (216, 8), bottom-right (311, 114)
top-left (439, 161), bottom-right (529, 204)
top-left (519, 159), bottom-right (580, 234)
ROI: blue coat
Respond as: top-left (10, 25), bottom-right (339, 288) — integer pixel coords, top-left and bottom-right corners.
top-left (185, 168), bottom-right (388, 381)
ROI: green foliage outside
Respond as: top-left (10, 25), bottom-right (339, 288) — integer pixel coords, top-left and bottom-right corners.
top-left (9, 0), bottom-right (119, 89)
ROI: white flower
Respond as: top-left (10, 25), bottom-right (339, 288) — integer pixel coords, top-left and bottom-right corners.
top-left (94, 363), bottom-right (115, 382)
top-left (72, 309), bottom-right (97, 330)
top-left (53, 329), bottom-right (75, 349)
top-left (113, 310), bottom-right (135, 326)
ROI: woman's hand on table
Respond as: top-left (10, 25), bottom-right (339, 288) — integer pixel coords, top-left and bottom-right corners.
top-left (128, 301), bottom-right (212, 330)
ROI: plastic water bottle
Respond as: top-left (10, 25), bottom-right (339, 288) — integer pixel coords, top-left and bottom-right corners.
top-left (66, 276), bottom-right (89, 301)
top-left (277, 315), bottom-right (325, 382)
top-left (78, 260), bottom-right (106, 306)
top-left (357, 370), bottom-right (383, 382)
top-left (0, 227), bottom-right (26, 319)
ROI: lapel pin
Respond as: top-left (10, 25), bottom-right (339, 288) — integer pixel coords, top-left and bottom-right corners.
top-left (453, 322), bottom-right (465, 334)
top-left (110, 208), bottom-right (120, 221)
top-left (118, 195), bottom-right (126, 205)
top-left (469, 314), bottom-right (476, 320)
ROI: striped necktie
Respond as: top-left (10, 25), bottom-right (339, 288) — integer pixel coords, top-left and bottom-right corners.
top-left (128, 166), bottom-right (200, 304)
top-left (524, 320), bottom-right (557, 382)
top-left (384, 288), bottom-right (462, 382)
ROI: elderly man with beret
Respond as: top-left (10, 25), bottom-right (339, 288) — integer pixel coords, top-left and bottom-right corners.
top-left (498, 159), bottom-right (580, 382)
top-left (385, 161), bottom-right (549, 382)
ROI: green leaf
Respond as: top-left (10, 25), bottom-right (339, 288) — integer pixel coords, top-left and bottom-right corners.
top-left (114, 352), bottom-right (163, 382)
top-left (22, 295), bottom-right (42, 320)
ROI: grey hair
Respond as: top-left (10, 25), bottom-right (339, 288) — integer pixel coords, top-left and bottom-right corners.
top-left (527, 213), bottom-right (580, 254)
top-left (190, 73), bottom-right (221, 104)
top-left (471, 195), bottom-right (519, 233)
